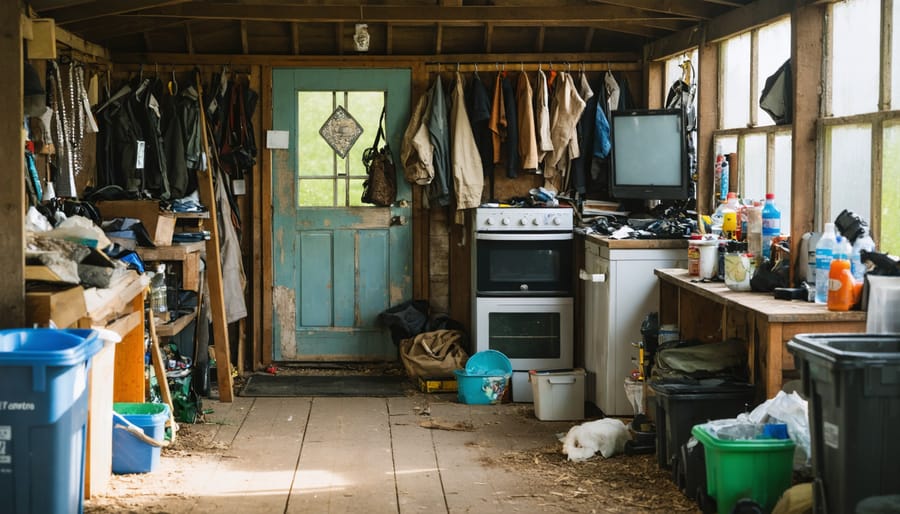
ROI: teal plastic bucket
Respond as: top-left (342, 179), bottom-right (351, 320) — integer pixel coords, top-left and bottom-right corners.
top-left (454, 369), bottom-right (511, 405)
top-left (0, 328), bottom-right (101, 514)
top-left (112, 402), bottom-right (169, 474)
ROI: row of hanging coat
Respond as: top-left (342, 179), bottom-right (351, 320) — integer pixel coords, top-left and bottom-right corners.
top-left (401, 67), bottom-right (633, 210)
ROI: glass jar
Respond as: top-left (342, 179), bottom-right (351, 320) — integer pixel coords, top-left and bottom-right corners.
top-left (724, 241), bottom-right (754, 291)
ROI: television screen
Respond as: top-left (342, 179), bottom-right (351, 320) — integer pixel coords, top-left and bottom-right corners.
top-left (610, 109), bottom-right (689, 200)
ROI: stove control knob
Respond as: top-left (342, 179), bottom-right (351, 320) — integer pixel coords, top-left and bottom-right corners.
top-left (501, 217), bottom-right (510, 226)
top-left (485, 217), bottom-right (495, 226)
top-left (551, 216), bottom-right (562, 226)
top-left (518, 217), bottom-right (528, 226)
top-left (532, 218), bottom-right (541, 226)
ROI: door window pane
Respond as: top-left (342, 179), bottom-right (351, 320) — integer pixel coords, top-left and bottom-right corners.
top-left (882, 123), bottom-right (900, 253)
top-left (827, 124), bottom-right (872, 223)
top-left (296, 90), bottom-right (385, 207)
top-left (722, 33), bottom-right (751, 129)
top-left (832, 0), bottom-right (880, 116)
top-left (893, 3), bottom-right (900, 108)
top-left (757, 18), bottom-right (791, 126)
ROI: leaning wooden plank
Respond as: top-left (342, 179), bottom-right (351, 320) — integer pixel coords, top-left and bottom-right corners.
top-left (196, 70), bottom-right (234, 402)
top-left (148, 308), bottom-right (178, 444)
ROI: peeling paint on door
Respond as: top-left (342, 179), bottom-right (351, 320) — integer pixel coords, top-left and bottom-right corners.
top-left (273, 285), bottom-right (296, 360)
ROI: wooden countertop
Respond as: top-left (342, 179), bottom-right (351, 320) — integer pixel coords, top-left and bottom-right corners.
top-left (655, 268), bottom-right (867, 323)
top-left (584, 233), bottom-right (689, 249)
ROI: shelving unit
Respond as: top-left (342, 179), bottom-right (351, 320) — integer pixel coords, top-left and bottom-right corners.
top-left (136, 241), bottom-right (205, 339)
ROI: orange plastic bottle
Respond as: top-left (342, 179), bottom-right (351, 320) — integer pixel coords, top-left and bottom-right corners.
top-left (827, 237), bottom-right (855, 311)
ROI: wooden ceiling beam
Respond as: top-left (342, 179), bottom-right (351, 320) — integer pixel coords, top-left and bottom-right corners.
top-left (291, 22), bottom-right (300, 55)
top-left (185, 20), bottom-right (194, 54)
top-left (588, 0), bottom-right (724, 19)
top-left (240, 20), bottom-right (248, 54)
top-left (484, 23), bottom-right (493, 54)
top-left (66, 16), bottom-right (187, 42)
top-left (435, 23), bottom-right (443, 55)
top-left (127, 3), bottom-right (694, 25)
top-left (535, 26), bottom-right (545, 53)
top-left (40, 0), bottom-right (189, 26)
top-left (583, 27), bottom-right (595, 53)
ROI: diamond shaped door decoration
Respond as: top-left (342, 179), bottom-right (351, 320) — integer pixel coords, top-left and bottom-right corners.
top-left (319, 105), bottom-right (364, 159)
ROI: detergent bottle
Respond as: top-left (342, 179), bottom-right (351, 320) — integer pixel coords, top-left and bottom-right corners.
top-left (827, 236), bottom-right (855, 312)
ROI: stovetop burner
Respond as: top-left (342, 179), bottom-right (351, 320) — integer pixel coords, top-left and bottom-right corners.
top-left (474, 207), bottom-right (573, 232)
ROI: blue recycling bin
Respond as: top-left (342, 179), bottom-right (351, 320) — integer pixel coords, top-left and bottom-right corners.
top-left (0, 328), bottom-right (102, 514)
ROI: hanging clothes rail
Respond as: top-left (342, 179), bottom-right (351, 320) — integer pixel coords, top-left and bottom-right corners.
top-left (423, 61), bottom-right (640, 73)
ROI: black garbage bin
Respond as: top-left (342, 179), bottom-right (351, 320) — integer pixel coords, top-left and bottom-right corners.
top-left (651, 381), bottom-right (756, 505)
top-left (788, 334), bottom-right (900, 514)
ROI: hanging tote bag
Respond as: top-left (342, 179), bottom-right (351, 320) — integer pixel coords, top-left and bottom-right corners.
top-left (361, 108), bottom-right (397, 206)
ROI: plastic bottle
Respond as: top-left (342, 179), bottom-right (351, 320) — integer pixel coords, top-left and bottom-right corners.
top-left (827, 236), bottom-right (855, 311)
top-left (150, 264), bottom-right (168, 315)
top-left (761, 193), bottom-right (781, 261)
top-left (851, 232), bottom-right (876, 281)
top-left (719, 157), bottom-right (730, 202)
top-left (746, 201), bottom-right (763, 261)
top-left (815, 223), bottom-right (837, 304)
top-left (721, 192), bottom-right (739, 240)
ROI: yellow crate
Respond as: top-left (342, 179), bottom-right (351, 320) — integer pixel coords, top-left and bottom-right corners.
top-left (417, 376), bottom-right (457, 393)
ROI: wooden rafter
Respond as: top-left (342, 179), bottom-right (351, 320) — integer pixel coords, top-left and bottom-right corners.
top-left (483, 23), bottom-right (493, 54)
top-left (65, 16), bottom-right (186, 42)
top-left (435, 23), bottom-right (443, 55)
top-left (240, 19), bottom-right (248, 54)
top-left (291, 22), bottom-right (300, 55)
top-left (41, 0), bottom-right (189, 25)
top-left (588, 0), bottom-right (725, 19)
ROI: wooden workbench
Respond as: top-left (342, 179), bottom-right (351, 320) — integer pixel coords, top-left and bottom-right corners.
top-left (654, 268), bottom-right (867, 400)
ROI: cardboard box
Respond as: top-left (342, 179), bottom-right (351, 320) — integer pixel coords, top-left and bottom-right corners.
top-left (97, 200), bottom-right (175, 247)
top-left (26, 284), bottom-right (87, 328)
top-left (417, 376), bottom-right (457, 393)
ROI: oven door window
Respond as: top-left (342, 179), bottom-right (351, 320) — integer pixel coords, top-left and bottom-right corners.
top-left (476, 235), bottom-right (572, 296)
top-left (487, 312), bottom-right (561, 359)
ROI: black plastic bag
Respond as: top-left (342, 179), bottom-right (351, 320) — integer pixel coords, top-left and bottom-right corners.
top-left (378, 300), bottom-right (430, 345)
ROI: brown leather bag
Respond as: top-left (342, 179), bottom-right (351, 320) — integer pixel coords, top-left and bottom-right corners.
top-left (361, 108), bottom-right (397, 207)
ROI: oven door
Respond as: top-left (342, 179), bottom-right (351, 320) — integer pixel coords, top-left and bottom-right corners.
top-left (475, 232), bottom-right (573, 296)
top-left (474, 297), bottom-right (573, 371)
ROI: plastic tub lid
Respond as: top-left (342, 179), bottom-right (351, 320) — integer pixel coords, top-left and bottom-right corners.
top-left (465, 350), bottom-right (512, 375)
top-left (0, 328), bottom-right (101, 367)
top-left (650, 379), bottom-right (755, 395)
top-left (788, 333), bottom-right (900, 369)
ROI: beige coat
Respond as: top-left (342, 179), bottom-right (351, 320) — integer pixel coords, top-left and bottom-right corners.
top-left (546, 72), bottom-right (586, 179)
top-left (400, 90), bottom-right (435, 185)
top-left (535, 69), bottom-right (553, 165)
top-left (516, 72), bottom-right (539, 172)
top-left (449, 73), bottom-right (484, 210)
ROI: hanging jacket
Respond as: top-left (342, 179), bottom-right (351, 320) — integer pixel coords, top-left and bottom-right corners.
top-left (516, 71), bottom-right (538, 173)
top-left (546, 72), bottom-right (586, 180)
top-left (426, 76), bottom-right (452, 207)
top-left (535, 69), bottom-right (553, 166)
top-left (593, 78), bottom-right (611, 160)
top-left (449, 72), bottom-right (484, 210)
top-left (161, 91), bottom-right (189, 199)
top-left (570, 72), bottom-right (596, 194)
top-left (466, 72), bottom-right (493, 179)
top-left (98, 82), bottom-right (143, 192)
top-left (132, 78), bottom-right (171, 199)
top-left (500, 73), bottom-right (520, 178)
top-left (401, 90), bottom-right (435, 185)
top-left (213, 165), bottom-right (248, 323)
top-left (488, 72), bottom-right (506, 166)
top-left (604, 71), bottom-right (620, 115)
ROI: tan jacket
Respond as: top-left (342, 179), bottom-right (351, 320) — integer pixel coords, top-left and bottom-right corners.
top-left (535, 70), bottom-right (553, 164)
top-left (546, 72), bottom-right (586, 178)
top-left (488, 73), bottom-right (506, 164)
top-left (516, 72), bottom-right (539, 172)
top-left (450, 73), bottom-right (484, 210)
top-left (400, 90), bottom-right (435, 185)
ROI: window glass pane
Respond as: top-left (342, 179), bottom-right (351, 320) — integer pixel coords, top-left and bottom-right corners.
top-left (299, 178), bottom-right (334, 207)
top-left (742, 134), bottom-right (767, 202)
top-left (298, 92), bottom-right (335, 177)
top-left (893, 4), bottom-right (900, 108)
top-left (346, 91), bottom-right (385, 177)
top-left (715, 135), bottom-right (738, 155)
top-left (827, 124), bottom-right (872, 223)
top-left (349, 178), bottom-right (366, 207)
top-left (882, 123), bottom-right (900, 253)
top-left (757, 18), bottom-right (792, 126)
top-left (773, 133), bottom-right (793, 233)
top-left (832, 0), bottom-right (880, 116)
top-left (722, 33), bottom-right (751, 129)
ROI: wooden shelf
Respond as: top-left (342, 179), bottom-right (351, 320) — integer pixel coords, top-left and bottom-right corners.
top-left (155, 307), bottom-right (198, 338)
top-left (135, 241), bottom-right (205, 261)
top-left (171, 211), bottom-right (209, 219)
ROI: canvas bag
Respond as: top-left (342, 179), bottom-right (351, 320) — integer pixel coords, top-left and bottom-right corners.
top-left (399, 329), bottom-right (469, 379)
top-left (362, 108), bottom-right (397, 206)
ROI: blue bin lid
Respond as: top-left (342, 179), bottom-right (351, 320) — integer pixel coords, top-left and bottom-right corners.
top-left (465, 350), bottom-right (512, 375)
top-left (0, 328), bottom-right (102, 367)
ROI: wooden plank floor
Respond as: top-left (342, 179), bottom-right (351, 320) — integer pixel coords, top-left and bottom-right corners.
top-left (85, 392), bottom-right (700, 514)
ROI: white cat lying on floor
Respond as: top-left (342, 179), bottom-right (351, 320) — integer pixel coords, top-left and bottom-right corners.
top-left (560, 418), bottom-right (629, 461)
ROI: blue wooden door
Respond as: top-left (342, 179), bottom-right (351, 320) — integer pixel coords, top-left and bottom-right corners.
top-left (272, 68), bottom-right (412, 361)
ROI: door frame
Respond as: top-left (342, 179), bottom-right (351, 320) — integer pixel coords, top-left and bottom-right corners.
top-left (251, 64), bottom-right (418, 371)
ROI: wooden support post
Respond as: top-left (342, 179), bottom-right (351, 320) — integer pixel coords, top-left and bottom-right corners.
top-left (148, 309), bottom-right (178, 443)
top-left (196, 71), bottom-right (235, 402)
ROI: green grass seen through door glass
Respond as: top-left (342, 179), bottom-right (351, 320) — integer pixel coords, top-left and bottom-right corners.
top-left (297, 90), bottom-right (385, 207)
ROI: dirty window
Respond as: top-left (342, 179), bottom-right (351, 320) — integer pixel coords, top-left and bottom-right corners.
top-left (831, 0), bottom-right (880, 117)
top-left (882, 123), bottom-right (900, 252)
top-left (756, 18), bottom-right (791, 127)
top-left (825, 124), bottom-right (872, 223)
top-left (297, 90), bottom-right (385, 207)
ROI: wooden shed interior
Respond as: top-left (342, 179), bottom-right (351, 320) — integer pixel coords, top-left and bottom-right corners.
top-left (6, 0), bottom-right (890, 375)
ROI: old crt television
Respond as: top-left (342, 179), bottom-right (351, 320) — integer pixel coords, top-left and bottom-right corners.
top-left (610, 108), bottom-right (689, 200)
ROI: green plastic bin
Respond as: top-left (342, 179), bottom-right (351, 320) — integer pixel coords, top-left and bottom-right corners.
top-left (692, 424), bottom-right (795, 514)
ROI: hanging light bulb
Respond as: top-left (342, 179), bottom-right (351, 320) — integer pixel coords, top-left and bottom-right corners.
top-left (354, 23), bottom-right (370, 52)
